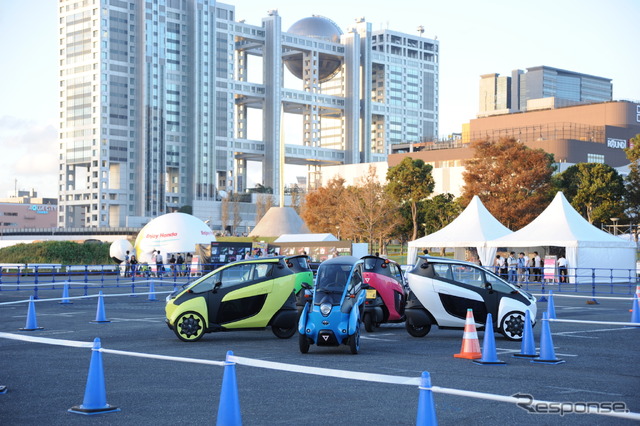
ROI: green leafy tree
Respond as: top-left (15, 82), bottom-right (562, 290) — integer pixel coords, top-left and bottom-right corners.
top-left (557, 163), bottom-right (625, 224)
top-left (420, 193), bottom-right (462, 235)
top-left (624, 134), bottom-right (640, 220)
top-left (386, 157), bottom-right (435, 240)
top-left (461, 137), bottom-right (555, 230)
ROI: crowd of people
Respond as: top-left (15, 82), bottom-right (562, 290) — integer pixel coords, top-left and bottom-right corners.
top-left (123, 250), bottom-right (191, 277)
top-left (493, 251), bottom-right (568, 284)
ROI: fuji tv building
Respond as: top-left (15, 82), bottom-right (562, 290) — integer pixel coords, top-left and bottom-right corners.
top-left (57, 2), bottom-right (438, 231)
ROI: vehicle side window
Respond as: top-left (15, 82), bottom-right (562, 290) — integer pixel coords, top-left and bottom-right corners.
top-left (190, 272), bottom-right (220, 293)
top-left (452, 265), bottom-right (484, 288)
top-left (347, 265), bottom-right (363, 294)
top-left (484, 273), bottom-right (515, 293)
top-left (432, 264), bottom-right (453, 280)
top-left (219, 263), bottom-right (272, 288)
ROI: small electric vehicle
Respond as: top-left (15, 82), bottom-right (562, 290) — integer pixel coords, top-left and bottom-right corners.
top-left (361, 255), bottom-right (407, 332)
top-left (405, 256), bottom-right (537, 341)
top-left (298, 256), bottom-right (368, 354)
top-left (165, 256), bottom-right (311, 342)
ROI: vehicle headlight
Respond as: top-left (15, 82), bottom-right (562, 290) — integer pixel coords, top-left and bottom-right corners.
top-left (320, 302), bottom-right (332, 317)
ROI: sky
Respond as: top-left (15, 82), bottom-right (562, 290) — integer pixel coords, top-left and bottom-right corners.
top-left (0, 0), bottom-right (639, 199)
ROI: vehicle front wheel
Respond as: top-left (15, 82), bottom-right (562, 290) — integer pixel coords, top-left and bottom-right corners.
top-left (363, 312), bottom-right (375, 332)
top-left (299, 332), bottom-right (310, 354)
top-left (174, 312), bottom-right (206, 342)
top-left (272, 325), bottom-right (297, 339)
top-left (405, 317), bottom-right (431, 338)
top-left (348, 327), bottom-right (360, 354)
top-left (500, 311), bottom-right (525, 341)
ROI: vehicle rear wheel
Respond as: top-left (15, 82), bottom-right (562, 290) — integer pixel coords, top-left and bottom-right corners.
top-left (174, 312), bottom-right (206, 342)
top-left (405, 317), bottom-right (431, 338)
top-left (272, 325), bottom-right (297, 339)
top-left (299, 332), bottom-right (310, 354)
top-left (500, 311), bottom-right (525, 341)
top-left (363, 312), bottom-right (375, 332)
top-left (348, 327), bottom-right (360, 354)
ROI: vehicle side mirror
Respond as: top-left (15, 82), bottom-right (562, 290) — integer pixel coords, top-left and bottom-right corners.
top-left (485, 283), bottom-right (493, 292)
top-left (301, 282), bottom-right (312, 290)
top-left (213, 281), bottom-right (222, 293)
top-left (420, 262), bottom-right (429, 269)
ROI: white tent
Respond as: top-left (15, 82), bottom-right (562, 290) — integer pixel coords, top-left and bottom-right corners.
top-left (274, 233), bottom-right (338, 243)
top-left (487, 192), bottom-right (636, 283)
top-left (407, 195), bottom-right (512, 266)
top-left (134, 212), bottom-right (216, 262)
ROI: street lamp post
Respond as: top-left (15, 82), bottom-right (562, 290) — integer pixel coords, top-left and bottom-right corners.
top-left (610, 217), bottom-right (619, 236)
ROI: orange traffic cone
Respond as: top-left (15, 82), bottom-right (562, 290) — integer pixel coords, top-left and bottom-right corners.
top-left (454, 309), bottom-right (482, 359)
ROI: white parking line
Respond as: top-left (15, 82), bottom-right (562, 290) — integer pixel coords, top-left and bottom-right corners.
top-left (546, 385), bottom-right (623, 396)
top-left (109, 317), bottom-right (163, 323)
top-left (360, 335), bottom-right (396, 342)
top-left (553, 327), bottom-right (634, 336)
top-left (497, 347), bottom-right (578, 357)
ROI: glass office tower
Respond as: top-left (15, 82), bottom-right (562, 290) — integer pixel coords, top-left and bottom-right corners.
top-left (58, 1), bottom-right (438, 228)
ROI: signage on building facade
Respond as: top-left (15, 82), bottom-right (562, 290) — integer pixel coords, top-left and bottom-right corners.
top-left (28, 205), bottom-right (57, 215)
top-left (606, 138), bottom-right (627, 149)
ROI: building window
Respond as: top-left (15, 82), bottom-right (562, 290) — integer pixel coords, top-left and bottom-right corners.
top-left (586, 153), bottom-right (605, 163)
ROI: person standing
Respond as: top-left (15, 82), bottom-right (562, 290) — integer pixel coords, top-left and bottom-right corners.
top-left (155, 250), bottom-right (164, 277)
top-left (507, 251), bottom-right (517, 283)
top-left (517, 252), bottom-right (527, 283)
top-left (176, 253), bottom-right (185, 276)
top-left (557, 254), bottom-right (568, 283)
top-left (129, 254), bottom-right (138, 277)
top-left (533, 251), bottom-right (542, 282)
top-left (124, 250), bottom-right (131, 277)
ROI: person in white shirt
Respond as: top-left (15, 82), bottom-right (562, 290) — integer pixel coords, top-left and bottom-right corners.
top-left (507, 251), bottom-right (517, 283)
top-left (557, 254), bottom-right (568, 283)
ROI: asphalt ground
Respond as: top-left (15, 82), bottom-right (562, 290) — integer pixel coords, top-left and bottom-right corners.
top-left (0, 284), bottom-right (638, 425)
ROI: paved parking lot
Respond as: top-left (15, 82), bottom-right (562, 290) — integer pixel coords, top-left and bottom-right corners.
top-left (0, 286), bottom-right (638, 425)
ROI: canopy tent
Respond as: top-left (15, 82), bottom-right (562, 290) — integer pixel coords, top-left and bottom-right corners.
top-left (407, 195), bottom-right (512, 266)
top-left (248, 207), bottom-right (310, 237)
top-left (487, 192), bottom-right (636, 283)
top-left (274, 233), bottom-right (338, 243)
top-left (134, 212), bottom-right (216, 263)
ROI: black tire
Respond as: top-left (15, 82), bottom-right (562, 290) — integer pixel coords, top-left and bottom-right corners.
top-left (272, 325), bottom-right (297, 339)
top-left (299, 332), bottom-right (310, 354)
top-left (348, 327), bottom-right (360, 354)
top-left (500, 311), bottom-right (525, 341)
top-left (363, 312), bottom-right (374, 332)
top-left (174, 311), bottom-right (206, 342)
top-left (405, 317), bottom-right (431, 338)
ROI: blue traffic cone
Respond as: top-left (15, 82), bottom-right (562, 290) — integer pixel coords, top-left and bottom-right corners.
top-left (547, 291), bottom-right (556, 319)
top-left (148, 281), bottom-right (158, 302)
top-left (532, 312), bottom-right (565, 364)
top-left (60, 282), bottom-right (73, 305)
top-left (0, 385), bottom-right (6, 394)
top-left (19, 296), bottom-right (43, 331)
top-left (416, 371), bottom-right (438, 425)
top-left (473, 314), bottom-right (506, 365)
top-left (513, 310), bottom-right (538, 358)
top-left (217, 351), bottom-right (242, 426)
top-left (91, 291), bottom-right (110, 323)
top-left (69, 338), bottom-right (120, 415)
top-left (631, 295), bottom-right (640, 325)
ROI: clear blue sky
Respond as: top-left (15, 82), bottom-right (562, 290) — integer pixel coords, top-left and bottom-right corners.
top-left (1, 0), bottom-right (638, 198)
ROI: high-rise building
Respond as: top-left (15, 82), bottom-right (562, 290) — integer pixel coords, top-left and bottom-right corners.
top-left (478, 66), bottom-right (612, 117)
top-left (57, 1), bottom-right (439, 229)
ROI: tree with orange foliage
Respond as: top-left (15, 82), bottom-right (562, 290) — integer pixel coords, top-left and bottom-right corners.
top-left (300, 176), bottom-right (347, 233)
top-left (461, 137), bottom-right (555, 230)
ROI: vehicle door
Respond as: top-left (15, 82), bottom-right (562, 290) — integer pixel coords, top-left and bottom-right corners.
top-left (433, 263), bottom-right (488, 325)
top-left (207, 262), bottom-right (274, 325)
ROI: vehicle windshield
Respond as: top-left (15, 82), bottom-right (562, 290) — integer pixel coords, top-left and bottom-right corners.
top-left (286, 256), bottom-right (310, 273)
top-left (315, 263), bottom-right (351, 294)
